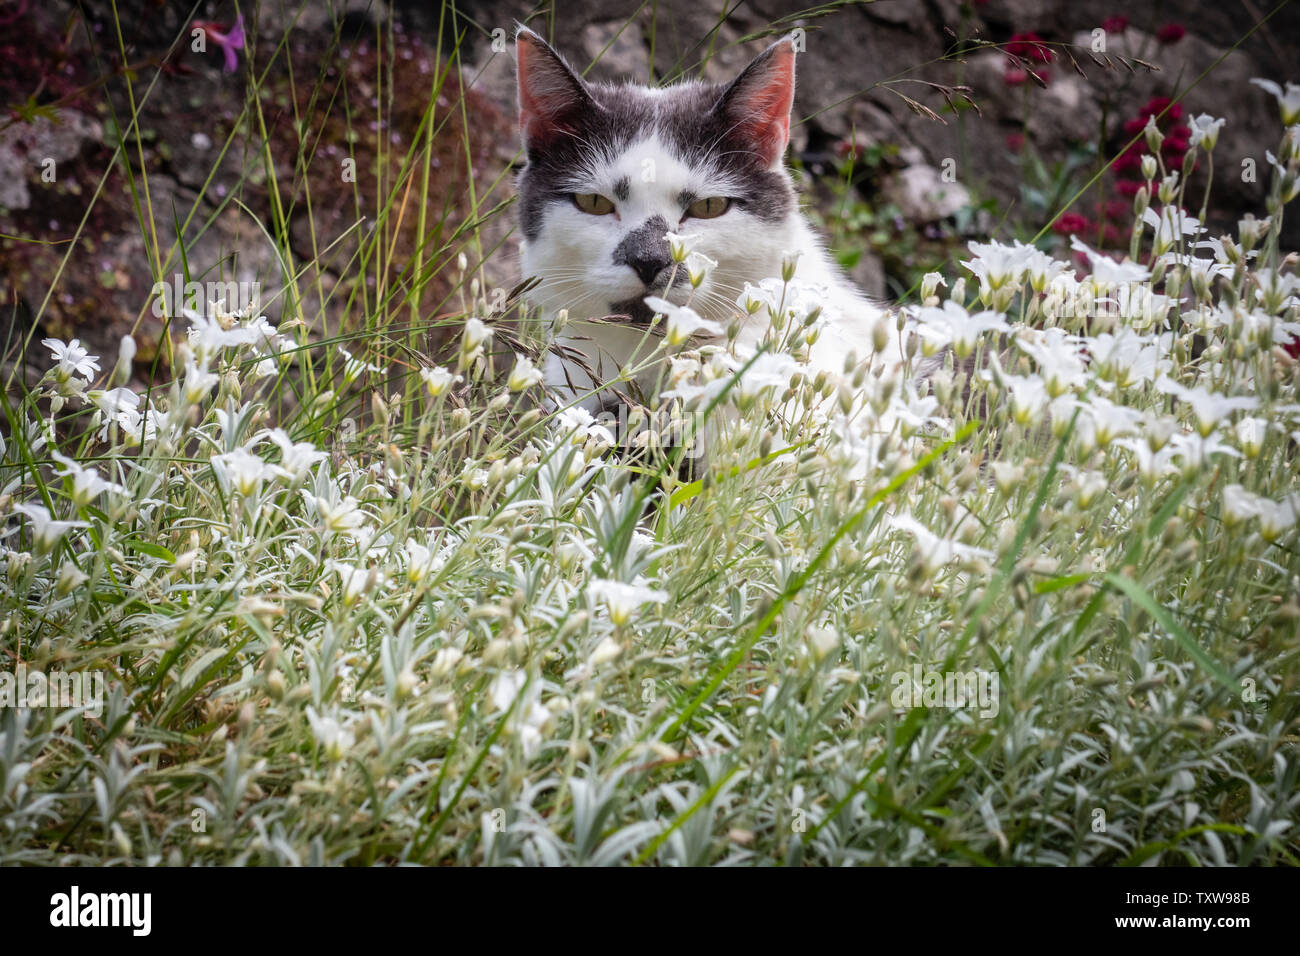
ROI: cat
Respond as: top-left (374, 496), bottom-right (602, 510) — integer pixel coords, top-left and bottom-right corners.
top-left (514, 27), bottom-right (887, 423)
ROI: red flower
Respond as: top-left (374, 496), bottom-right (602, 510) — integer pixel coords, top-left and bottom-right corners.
top-left (1006, 32), bottom-right (1054, 63)
top-left (1156, 23), bottom-right (1186, 43)
top-left (1140, 97), bottom-right (1182, 121)
top-left (1168, 123), bottom-right (1191, 140)
top-left (1053, 212), bottom-right (1091, 235)
top-left (1115, 179), bottom-right (1143, 198)
top-left (1006, 132), bottom-right (1026, 152)
top-left (1102, 223), bottom-right (1125, 246)
top-left (1113, 151), bottom-right (1143, 174)
top-left (1101, 15), bottom-right (1129, 32)
top-left (1104, 199), bottom-right (1132, 221)
top-left (1004, 66), bottom-right (1028, 86)
top-left (1124, 116), bottom-right (1149, 136)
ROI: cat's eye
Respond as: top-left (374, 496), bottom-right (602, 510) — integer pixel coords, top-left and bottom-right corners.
top-left (573, 193), bottom-right (616, 215)
top-left (685, 196), bottom-right (731, 219)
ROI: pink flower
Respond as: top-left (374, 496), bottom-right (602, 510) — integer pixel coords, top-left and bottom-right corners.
top-left (1053, 212), bottom-right (1091, 236)
top-left (1101, 15), bottom-right (1129, 33)
top-left (1005, 132), bottom-right (1026, 152)
top-left (1115, 179), bottom-right (1143, 198)
top-left (1156, 23), bottom-right (1186, 44)
top-left (1006, 32), bottom-right (1054, 63)
top-left (1140, 97), bottom-right (1182, 121)
top-left (193, 14), bottom-right (245, 72)
top-left (1103, 199), bottom-right (1132, 221)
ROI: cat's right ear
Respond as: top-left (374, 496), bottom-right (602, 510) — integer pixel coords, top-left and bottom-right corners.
top-left (712, 36), bottom-right (797, 168)
top-left (516, 28), bottom-right (594, 155)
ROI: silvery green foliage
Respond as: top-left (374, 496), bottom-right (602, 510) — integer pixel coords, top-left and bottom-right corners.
top-left (2, 113), bottom-right (1299, 866)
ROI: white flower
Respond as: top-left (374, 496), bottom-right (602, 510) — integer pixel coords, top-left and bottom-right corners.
top-left (914, 301), bottom-right (1009, 357)
top-left (685, 250), bottom-right (718, 286)
top-left (1187, 114), bottom-right (1225, 151)
top-left (462, 317), bottom-right (492, 352)
top-left (50, 451), bottom-right (126, 507)
top-left (1016, 328), bottom-right (1088, 397)
top-left (430, 647), bottom-right (463, 679)
top-left (1256, 494), bottom-right (1299, 542)
top-left (1069, 237), bottom-right (1152, 285)
top-left (780, 249), bottom-right (803, 280)
top-left (1076, 395), bottom-right (1144, 448)
top-left (1000, 374), bottom-right (1048, 425)
top-left (588, 637), bottom-right (623, 667)
top-left (1156, 377), bottom-right (1259, 437)
top-left (403, 538), bottom-right (434, 584)
top-left (1264, 150), bottom-right (1300, 203)
top-left (990, 460), bottom-right (1025, 494)
top-left (1251, 78), bottom-right (1300, 126)
top-left (589, 579), bottom-right (669, 626)
top-left (1068, 468), bottom-right (1108, 508)
top-left (507, 354), bottom-right (544, 391)
top-left (211, 447), bottom-right (277, 497)
top-left (11, 502), bottom-right (88, 554)
top-left (42, 338), bottom-right (100, 382)
top-left (735, 352), bottom-right (799, 403)
top-left (804, 624), bottom-right (840, 661)
top-left (89, 387), bottom-right (140, 417)
top-left (1086, 330), bottom-right (1172, 388)
top-left (306, 706), bottom-right (354, 761)
top-left (1166, 431), bottom-right (1241, 475)
top-left (487, 670), bottom-right (552, 759)
top-left (1236, 417), bottom-right (1267, 458)
top-left (962, 239), bottom-right (1041, 291)
top-left (186, 310), bottom-right (259, 357)
top-left (183, 357), bottom-right (219, 404)
top-left (1116, 437), bottom-right (1176, 483)
top-left (554, 406), bottom-right (615, 444)
top-left (1142, 206), bottom-right (1203, 253)
top-left (890, 514), bottom-right (992, 576)
top-left (737, 281), bottom-right (781, 316)
top-left (263, 428), bottom-right (328, 480)
top-left (1222, 484), bottom-right (1262, 527)
top-left (306, 490), bottom-right (368, 534)
top-left (644, 296), bottom-right (722, 347)
top-left (338, 346), bottom-right (381, 383)
top-left (325, 558), bottom-right (384, 605)
top-left (921, 272), bottom-right (947, 300)
top-left (420, 365), bottom-right (462, 397)
top-left (665, 230), bottom-right (701, 262)
top-left (894, 386), bottom-right (947, 437)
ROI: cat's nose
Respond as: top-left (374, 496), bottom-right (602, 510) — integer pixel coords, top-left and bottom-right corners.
top-left (627, 253), bottom-right (672, 286)
top-left (613, 215), bottom-right (673, 287)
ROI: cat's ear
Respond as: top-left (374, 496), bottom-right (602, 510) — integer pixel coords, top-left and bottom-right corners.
top-left (712, 36), bottom-right (797, 168)
top-left (516, 27), bottom-right (594, 154)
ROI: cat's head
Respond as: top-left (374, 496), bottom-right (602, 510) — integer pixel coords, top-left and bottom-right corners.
top-left (515, 28), bottom-right (802, 327)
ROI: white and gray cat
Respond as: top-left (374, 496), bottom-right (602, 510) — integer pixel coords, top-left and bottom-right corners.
top-left (514, 27), bottom-right (885, 414)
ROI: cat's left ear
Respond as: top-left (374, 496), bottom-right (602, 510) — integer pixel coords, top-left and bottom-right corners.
top-left (712, 36), bottom-right (797, 168)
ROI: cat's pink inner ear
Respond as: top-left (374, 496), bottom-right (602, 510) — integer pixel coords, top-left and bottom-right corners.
top-left (729, 41), bottom-right (796, 167)
top-left (516, 33), bottom-right (585, 149)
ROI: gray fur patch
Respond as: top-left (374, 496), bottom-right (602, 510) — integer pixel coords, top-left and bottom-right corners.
top-left (611, 214), bottom-right (672, 286)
